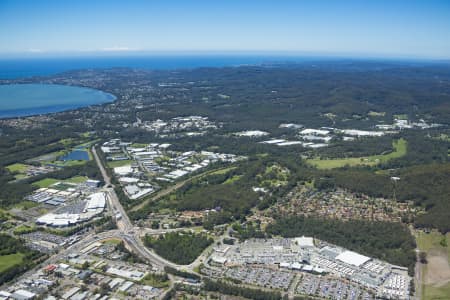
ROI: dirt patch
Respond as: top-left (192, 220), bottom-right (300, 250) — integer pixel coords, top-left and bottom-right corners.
top-left (424, 250), bottom-right (450, 286)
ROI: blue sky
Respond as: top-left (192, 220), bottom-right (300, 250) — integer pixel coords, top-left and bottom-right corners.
top-left (1, 0), bottom-right (450, 59)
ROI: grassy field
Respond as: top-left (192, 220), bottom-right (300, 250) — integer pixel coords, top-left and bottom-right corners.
top-left (416, 231), bottom-right (450, 260)
top-left (223, 175), bottom-right (242, 184)
top-left (5, 163), bottom-right (29, 173)
top-left (33, 178), bottom-right (60, 188)
top-left (416, 230), bottom-right (450, 300)
top-left (368, 111), bottom-right (386, 117)
top-left (102, 238), bottom-right (122, 245)
top-left (13, 224), bottom-right (37, 235)
top-left (65, 176), bottom-right (88, 184)
top-left (307, 138), bottom-right (407, 169)
top-left (140, 273), bottom-right (170, 288)
top-left (422, 284), bottom-right (450, 300)
top-left (107, 159), bottom-right (133, 168)
top-left (32, 176), bottom-right (87, 188)
top-left (130, 143), bottom-right (148, 148)
top-left (0, 253), bottom-right (25, 273)
top-left (209, 166), bottom-right (236, 175)
top-left (394, 114), bottom-right (408, 120)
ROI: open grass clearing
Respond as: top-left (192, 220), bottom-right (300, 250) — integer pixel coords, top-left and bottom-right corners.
top-left (209, 166), bottom-right (236, 175)
top-left (32, 178), bottom-right (60, 188)
top-left (32, 175), bottom-right (87, 188)
top-left (0, 253), bottom-right (25, 273)
top-left (65, 176), bottom-right (88, 184)
top-left (12, 201), bottom-right (39, 210)
top-left (5, 163), bottom-right (29, 173)
top-left (107, 159), bottom-right (133, 168)
top-left (102, 238), bottom-right (122, 245)
top-left (223, 175), bottom-right (242, 184)
top-left (368, 111), bottom-right (386, 117)
top-left (394, 114), bottom-right (408, 120)
top-left (308, 138), bottom-right (407, 169)
top-left (416, 230), bottom-right (450, 300)
top-left (130, 143), bottom-right (148, 148)
top-left (13, 224), bottom-right (37, 235)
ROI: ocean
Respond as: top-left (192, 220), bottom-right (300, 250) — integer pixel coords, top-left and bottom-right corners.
top-left (0, 55), bottom-right (312, 79)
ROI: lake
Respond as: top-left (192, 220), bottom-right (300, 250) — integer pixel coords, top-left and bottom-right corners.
top-left (59, 150), bottom-right (90, 161)
top-left (0, 83), bottom-right (115, 118)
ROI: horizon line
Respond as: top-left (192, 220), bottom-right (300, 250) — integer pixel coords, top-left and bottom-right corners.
top-left (0, 50), bottom-right (449, 62)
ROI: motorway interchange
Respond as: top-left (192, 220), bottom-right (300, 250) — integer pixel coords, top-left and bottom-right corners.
top-left (0, 144), bottom-right (412, 300)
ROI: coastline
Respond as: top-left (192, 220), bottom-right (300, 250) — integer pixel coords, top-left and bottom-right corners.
top-left (0, 83), bottom-right (116, 119)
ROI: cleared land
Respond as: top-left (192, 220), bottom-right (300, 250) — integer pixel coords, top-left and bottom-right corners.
top-left (32, 175), bottom-right (87, 188)
top-left (107, 159), bottom-right (133, 168)
top-left (33, 178), bottom-right (59, 188)
top-left (5, 163), bottom-right (28, 173)
top-left (308, 139), bottom-right (407, 169)
top-left (0, 253), bottom-right (24, 273)
top-left (416, 231), bottom-right (450, 300)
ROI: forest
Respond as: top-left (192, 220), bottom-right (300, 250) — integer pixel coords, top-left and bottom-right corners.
top-left (143, 231), bottom-right (213, 265)
top-left (203, 278), bottom-right (283, 300)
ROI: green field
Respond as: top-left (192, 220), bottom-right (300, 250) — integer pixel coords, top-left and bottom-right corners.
top-left (13, 224), bottom-right (37, 235)
top-left (394, 114), bottom-right (408, 120)
top-left (0, 253), bottom-right (25, 273)
top-left (308, 139), bottom-right (407, 169)
top-left (102, 238), bottom-right (122, 245)
top-left (368, 111), bottom-right (386, 117)
top-left (416, 231), bottom-right (450, 264)
top-left (65, 176), bottom-right (88, 184)
top-left (416, 231), bottom-right (450, 300)
top-left (32, 176), bottom-right (87, 188)
top-left (107, 159), bottom-right (133, 168)
top-left (223, 175), bottom-right (242, 184)
top-left (422, 284), bottom-right (450, 300)
top-left (5, 163), bottom-right (29, 173)
top-left (130, 143), bottom-right (148, 148)
top-left (141, 273), bottom-right (170, 288)
top-left (33, 178), bottom-right (60, 188)
top-left (209, 167), bottom-right (236, 176)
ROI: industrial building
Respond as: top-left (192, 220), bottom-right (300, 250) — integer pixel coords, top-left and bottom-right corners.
top-left (207, 237), bottom-right (411, 299)
top-left (36, 192), bottom-right (106, 227)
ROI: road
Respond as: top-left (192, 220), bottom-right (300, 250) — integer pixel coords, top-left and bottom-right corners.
top-left (415, 248), bottom-right (422, 300)
top-left (6, 146), bottom-right (211, 291)
top-left (92, 146), bottom-right (133, 231)
top-left (92, 145), bottom-right (186, 271)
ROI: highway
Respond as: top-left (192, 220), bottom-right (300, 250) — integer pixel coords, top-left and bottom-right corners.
top-left (92, 145), bottom-right (186, 270)
top-left (4, 146), bottom-right (210, 291)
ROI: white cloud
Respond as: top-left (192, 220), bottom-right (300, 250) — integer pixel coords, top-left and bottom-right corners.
top-left (28, 48), bottom-right (44, 53)
top-left (101, 46), bottom-right (139, 52)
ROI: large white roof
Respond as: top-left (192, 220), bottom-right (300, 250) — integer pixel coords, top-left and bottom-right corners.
top-left (294, 236), bottom-right (314, 247)
top-left (114, 165), bottom-right (133, 175)
top-left (336, 250), bottom-right (371, 267)
top-left (85, 192), bottom-right (106, 210)
top-left (300, 129), bottom-right (330, 136)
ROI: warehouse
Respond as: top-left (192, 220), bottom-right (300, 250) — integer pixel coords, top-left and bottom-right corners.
top-left (84, 192), bottom-right (106, 211)
top-left (335, 251), bottom-right (371, 267)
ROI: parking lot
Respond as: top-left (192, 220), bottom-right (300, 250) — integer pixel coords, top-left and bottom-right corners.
top-left (225, 266), bottom-right (294, 291)
top-left (297, 273), bottom-right (374, 300)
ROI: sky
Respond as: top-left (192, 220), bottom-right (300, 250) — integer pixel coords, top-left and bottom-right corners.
top-left (0, 0), bottom-right (450, 59)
